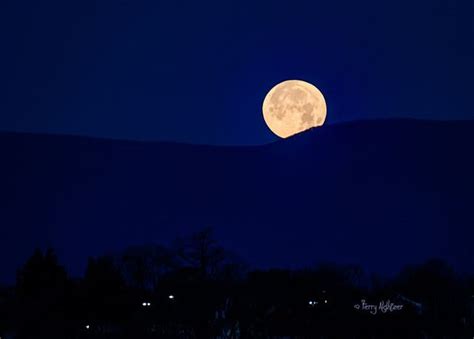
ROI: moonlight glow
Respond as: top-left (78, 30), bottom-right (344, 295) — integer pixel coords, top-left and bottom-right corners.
top-left (262, 80), bottom-right (327, 138)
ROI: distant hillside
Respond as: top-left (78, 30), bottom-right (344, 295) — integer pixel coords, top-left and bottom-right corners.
top-left (1, 119), bottom-right (473, 282)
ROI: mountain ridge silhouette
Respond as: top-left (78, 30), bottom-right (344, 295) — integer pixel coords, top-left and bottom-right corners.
top-left (1, 119), bottom-right (473, 282)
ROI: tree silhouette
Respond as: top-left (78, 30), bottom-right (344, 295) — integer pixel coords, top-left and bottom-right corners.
top-left (81, 255), bottom-right (128, 333)
top-left (120, 244), bottom-right (176, 290)
top-left (14, 248), bottom-right (70, 339)
top-left (3, 241), bottom-right (474, 338)
top-left (16, 248), bottom-right (67, 298)
top-left (175, 227), bottom-right (226, 279)
top-left (393, 259), bottom-right (467, 337)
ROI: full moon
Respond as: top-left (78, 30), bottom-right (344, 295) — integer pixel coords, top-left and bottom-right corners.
top-left (262, 80), bottom-right (327, 138)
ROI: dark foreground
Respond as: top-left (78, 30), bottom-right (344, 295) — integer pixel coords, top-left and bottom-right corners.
top-left (1, 229), bottom-right (474, 339)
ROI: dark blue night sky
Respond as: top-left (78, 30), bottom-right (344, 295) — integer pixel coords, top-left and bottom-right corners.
top-left (1, 0), bottom-right (474, 284)
top-left (1, 0), bottom-right (473, 144)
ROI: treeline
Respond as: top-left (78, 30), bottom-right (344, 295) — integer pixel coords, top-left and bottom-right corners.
top-left (1, 228), bottom-right (474, 338)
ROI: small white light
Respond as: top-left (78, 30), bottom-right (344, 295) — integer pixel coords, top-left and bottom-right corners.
top-left (85, 325), bottom-right (90, 329)
top-left (324, 299), bottom-right (328, 304)
top-left (147, 302), bottom-right (151, 306)
top-left (142, 302), bottom-right (147, 306)
top-left (169, 295), bottom-right (174, 299)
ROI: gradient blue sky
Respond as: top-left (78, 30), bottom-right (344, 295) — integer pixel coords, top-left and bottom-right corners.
top-left (1, 0), bottom-right (473, 144)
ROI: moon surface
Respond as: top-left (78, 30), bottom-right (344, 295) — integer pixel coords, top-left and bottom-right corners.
top-left (262, 80), bottom-right (327, 138)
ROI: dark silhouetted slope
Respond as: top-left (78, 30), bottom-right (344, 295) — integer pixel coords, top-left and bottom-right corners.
top-left (1, 119), bottom-right (473, 282)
